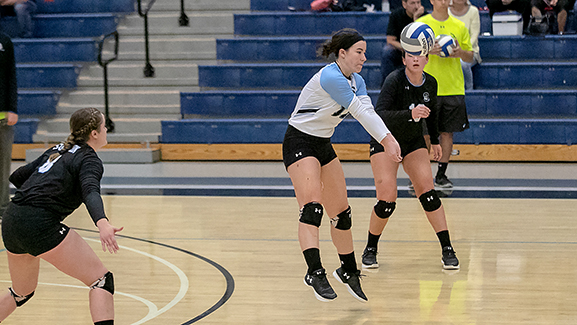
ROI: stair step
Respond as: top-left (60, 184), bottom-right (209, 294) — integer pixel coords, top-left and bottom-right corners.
top-left (26, 147), bottom-right (161, 163)
top-left (33, 131), bottom-right (160, 144)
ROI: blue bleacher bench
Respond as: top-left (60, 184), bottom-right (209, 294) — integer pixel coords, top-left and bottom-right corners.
top-left (34, 14), bottom-right (119, 38)
top-left (13, 118), bottom-right (40, 144)
top-left (161, 118), bottom-right (577, 145)
top-left (17, 63), bottom-right (81, 89)
top-left (473, 62), bottom-right (577, 89)
top-left (18, 90), bottom-right (61, 116)
top-left (14, 38), bottom-right (98, 63)
top-left (0, 14), bottom-right (118, 38)
top-left (251, 0), bottom-right (312, 11)
top-left (234, 11), bottom-right (491, 36)
top-left (480, 35), bottom-right (577, 61)
top-left (36, 0), bottom-right (135, 14)
top-left (198, 63), bottom-right (383, 90)
top-left (216, 35), bottom-right (577, 62)
top-left (466, 90), bottom-right (577, 116)
top-left (182, 90), bottom-right (577, 118)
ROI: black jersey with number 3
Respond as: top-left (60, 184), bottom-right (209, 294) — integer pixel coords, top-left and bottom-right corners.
top-left (375, 68), bottom-right (439, 145)
top-left (9, 143), bottom-right (105, 223)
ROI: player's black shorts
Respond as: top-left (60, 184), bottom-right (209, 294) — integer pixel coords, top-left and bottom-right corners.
top-left (369, 135), bottom-right (427, 158)
top-left (2, 203), bottom-right (70, 256)
top-left (437, 95), bottom-right (469, 133)
top-left (282, 125), bottom-right (338, 169)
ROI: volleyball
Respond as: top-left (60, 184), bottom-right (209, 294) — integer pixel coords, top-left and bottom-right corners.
top-left (400, 22), bottom-right (435, 56)
top-left (435, 34), bottom-right (456, 57)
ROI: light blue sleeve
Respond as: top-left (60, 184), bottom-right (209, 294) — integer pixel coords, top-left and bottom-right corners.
top-left (352, 73), bottom-right (368, 97)
top-left (319, 66), bottom-right (355, 108)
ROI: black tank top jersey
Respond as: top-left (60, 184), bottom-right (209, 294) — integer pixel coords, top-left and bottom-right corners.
top-left (9, 143), bottom-right (104, 222)
top-left (375, 68), bottom-right (440, 145)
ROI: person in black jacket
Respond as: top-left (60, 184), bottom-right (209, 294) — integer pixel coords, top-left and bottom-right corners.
top-left (0, 32), bottom-right (18, 219)
top-left (361, 51), bottom-right (460, 271)
top-left (0, 107), bottom-right (123, 325)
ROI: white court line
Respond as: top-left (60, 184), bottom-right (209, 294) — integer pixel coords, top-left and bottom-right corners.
top-left (0, 280), bottom-right (158, 320)
top-left (84, 238), bottom-right (189, 324)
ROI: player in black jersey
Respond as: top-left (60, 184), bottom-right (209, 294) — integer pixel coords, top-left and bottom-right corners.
top-left (0, 108), bottom-right (123, 325)
top-left (361, 52), bottom-right (460, 270)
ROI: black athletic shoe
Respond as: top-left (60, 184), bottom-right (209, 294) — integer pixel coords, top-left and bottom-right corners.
top-left (361, 246), bottom-right (379, 269)
top-left (333, 267), bottom-right (368, 302)
top-left (304, 268), bottom-right (337, 302)
top-left (435, 174), bottom-right (453, 188)
top-left (441, 246), bottom-right (460, 270)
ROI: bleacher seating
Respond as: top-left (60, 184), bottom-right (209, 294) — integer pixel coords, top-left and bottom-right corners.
top-left (216, 35), bottom-right (577, 62)
top-left (17, 64), bottom-right (81, 88)
top-left (2, 0), bottom-right (134, 143)
top-left (234, 11), bottom-right (492, 36)
top-left (162, 1), bottom-right (577, 154)
top-left (0, 14), bottom-right (118, 38)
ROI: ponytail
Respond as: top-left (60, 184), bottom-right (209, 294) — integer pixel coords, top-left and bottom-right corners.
top-left (48, 108), bottom-right (103, 162)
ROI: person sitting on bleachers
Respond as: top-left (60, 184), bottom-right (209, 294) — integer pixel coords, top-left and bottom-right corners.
top-left (380, 0), bottom-right (426, 86)
top-left (450, 0), bottom-right (482, 90)
top-left (0, 0), bottom-right (36, 38)
top-left (531, 0), bottom-right (567, 34)
top-left (486, 0), bottom-right (532, 33)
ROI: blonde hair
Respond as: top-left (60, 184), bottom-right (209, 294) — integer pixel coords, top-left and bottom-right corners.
top-left (48, 107), bottom-right (103, 162)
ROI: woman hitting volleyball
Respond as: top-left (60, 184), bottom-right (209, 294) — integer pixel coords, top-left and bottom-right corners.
top-left (361, 22), bottom-right (460, 271)
top-left (0, 108), bottom-right (123, 324)
top-left (282, 28), bottom-right (401, 302)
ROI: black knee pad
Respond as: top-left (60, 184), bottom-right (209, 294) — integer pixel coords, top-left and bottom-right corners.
top-left (90, 271), bottom-right (114, 295)
top-left (374, 200), bottom-right (396, 219)
top-left (9, 287), bottom-right (34, 307)
top-left (299, 202), bottom-right (323, 227)
top-left (330, 206), bottom-right (352, 230)
top-left (419, 189), bottom-right (442, 212)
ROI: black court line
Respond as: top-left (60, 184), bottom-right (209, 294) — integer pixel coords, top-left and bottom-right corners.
top-left (75, 228), bottom-right (235, 325)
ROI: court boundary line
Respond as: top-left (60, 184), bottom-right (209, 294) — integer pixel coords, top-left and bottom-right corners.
top-left (75, 228), bottom-right (235, 325)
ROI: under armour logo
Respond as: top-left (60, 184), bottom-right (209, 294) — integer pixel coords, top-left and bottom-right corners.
top-left (426, 196), bottom-right (434, 201)
top-left (59, 227), bottom-right (66, 235)
top-left (295, 152), bottom-right (302, 157)
top-left (315, 208), bottom-right (322, 214)
top-left (330, 216), bottom-right (339, 227)
top-left (405, 86), bottom-right (409, 90)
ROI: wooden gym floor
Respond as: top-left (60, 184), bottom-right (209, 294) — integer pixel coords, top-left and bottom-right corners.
top-left (1, 161), bottom-right (577, 324)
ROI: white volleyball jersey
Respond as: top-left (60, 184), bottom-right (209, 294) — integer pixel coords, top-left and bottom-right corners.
top-left (288, 63), bottom-right (390, 143)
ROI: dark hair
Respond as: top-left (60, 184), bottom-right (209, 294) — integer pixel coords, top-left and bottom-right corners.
top-left (319, 28), bottom-right (365, 60)
top-left (48, 107), bottom-right (103, 162)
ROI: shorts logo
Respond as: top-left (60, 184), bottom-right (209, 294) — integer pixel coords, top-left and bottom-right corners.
top-left (59, 227), bottom-right (66, 235)
top-left (295, 152), bottom-right (303, 158)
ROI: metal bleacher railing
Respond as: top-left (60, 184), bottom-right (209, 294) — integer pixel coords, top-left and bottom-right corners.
top-left (98, 31), bottom-right (119, 132)
top-left (137, 0), bottom-right (157, 78)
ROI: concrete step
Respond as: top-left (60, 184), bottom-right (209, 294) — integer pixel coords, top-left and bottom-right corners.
top-left (56, 102), bottom-right (182, 115)
top-left (57, 88), bottom-right (192, 106)
top-left (76, 61), bottom-right (199, 87)
top-left (26, 147), bottom-right (161, 163)
top-left (110, 35), bottom-right (216, 59)
top-left (32, 131), bottom-right (161, 143)
top-left (118, 12), bottom-right (235, 35)
top-left (36, 116), bottom-right (177, 134)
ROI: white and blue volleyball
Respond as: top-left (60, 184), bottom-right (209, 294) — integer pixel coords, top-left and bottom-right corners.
top-left (400, 22), bottom-right (435, 56)
top-left (435, 34), bottom-right (456, 57)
